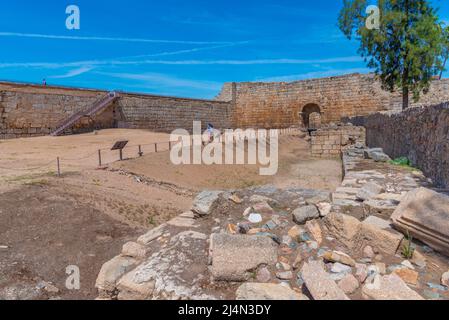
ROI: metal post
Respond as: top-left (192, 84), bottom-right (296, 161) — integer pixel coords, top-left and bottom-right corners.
top-left (155, 143), bottom-right (158, 153)
top-left (98, 149), bottom-right (102, 167)
top-left (119, 149), bottom-right (123, 161)
top-left (57, 157), bottom-right (61, 176)
top-left (138, 145), bottom-right (143, 157)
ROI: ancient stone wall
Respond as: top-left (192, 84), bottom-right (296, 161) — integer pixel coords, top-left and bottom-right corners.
top-left (0, 82), bottom-right (231, 139)
top-left (349, 103), bottom-right (449, 188)
top-left (311, 126), bottom-right (366, 158)
top-left (219, 73), bottom-right (449, 129)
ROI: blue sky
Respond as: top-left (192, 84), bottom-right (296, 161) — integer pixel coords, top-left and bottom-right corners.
top-left (0, 0), bottom-right (448, 99)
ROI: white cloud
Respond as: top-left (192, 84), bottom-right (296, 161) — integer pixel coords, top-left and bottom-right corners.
top-left (0, 32), bottom-right (233, 45)
top-left (98, 72), bottom-right (222, 91)
top-left (48, 66), bottom-right (94, 79)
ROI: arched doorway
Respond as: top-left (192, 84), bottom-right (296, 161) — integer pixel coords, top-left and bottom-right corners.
top-left (301, 103), bottom-right (322, 129)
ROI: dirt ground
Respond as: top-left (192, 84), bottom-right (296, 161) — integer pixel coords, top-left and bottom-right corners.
top-left (0, 129), bottom-right (343, 300)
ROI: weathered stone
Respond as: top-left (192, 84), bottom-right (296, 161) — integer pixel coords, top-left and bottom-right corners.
top-left (393, 268), bottom-right (419, 286)
top-left (117, 269), bottom-right (155, 300)
top-left (96, 256), bottom-right (137, 292)
top-left (256, 267), bottom-right (272, 283)
top-left (235, 283), bottom-right (307, 300)
top-left (363, 199), bottom-right (399, 216)
top-left (364, 149), bottom-right (391, 162)
top-left (191, 191), bottom-right (222, 216)
top-left (249, 195), bottom-right (278, 206)
top-left (323, 251), bottom-right (356, 267)
top-left (248, 213), bottom-right (263, 224)
top-left (292, 206), bottom-right (320, 225)
top-left (356, 182), bottom-right (384, 201)
top-left (391, 188), bottom-right (449, 256)
top-left (331, 263), bottom-right (352, 275)
top-left (362, 274), bottom-right (423, 300)
top-left (121, 242), bottom-right (147, 259)
top-left (323, 212), bottom-right (361, 249)
top-left (167, 211), bottom-right (197, 228)
top-left (316, 202), bottom-right (331, 217)
top-left (305, 192), bottom-right (332, 205)
top-left (411, 250), bottom-right (427, 269)
top-left (252, 201), bottom-right (275, 215)
top-left (229, 194), bottom-right (243, 204)
top-left (356, 219), bottom-right (404, 255)
top-left (210, 234), bottom-right (278, 281)
top-left (305, 220), bottom-right (322, 245)
top-left (301, 260), bottom-right (350, 300)
top-left (363, 216), bottom-right (392, 230)
top-left (363, 245), bottom-right (375, 259)
top-left (276, 271), bottom-right (293, 280)
top-left (441, 271), bottom-right (449, 287)
top-left (338, 274), bottom-right (359, 294)
top-left (137, 224), bottom-right (166, 245)
top-left (355, 263), bottom-right (368, 283)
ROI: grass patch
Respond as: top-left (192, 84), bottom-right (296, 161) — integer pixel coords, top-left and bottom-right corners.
top-left (388, 157), bottom-right (416, 170)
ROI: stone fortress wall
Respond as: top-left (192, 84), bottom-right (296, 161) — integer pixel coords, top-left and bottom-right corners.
top-left (217, 73), bottom-right (449, 129)
top-left (0, 82), bottom-right (231, 139)
top-left (2, 73), bottom-right (449, 139)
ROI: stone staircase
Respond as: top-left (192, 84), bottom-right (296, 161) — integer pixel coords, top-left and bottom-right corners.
top-left (50, 91), bottom-right (119, 136)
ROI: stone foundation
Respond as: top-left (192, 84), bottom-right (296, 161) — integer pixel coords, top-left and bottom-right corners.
top-left (311, 126), bottom-right (366, 158)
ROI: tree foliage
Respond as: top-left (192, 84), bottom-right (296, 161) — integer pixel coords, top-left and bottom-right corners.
top-left (339, 0), bottom-right (446, 109)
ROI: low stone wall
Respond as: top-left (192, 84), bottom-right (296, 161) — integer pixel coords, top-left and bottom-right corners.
top-left (348, 103), bottom-right (449, 188)
top-left (311, 126), bottom-right (366, 158)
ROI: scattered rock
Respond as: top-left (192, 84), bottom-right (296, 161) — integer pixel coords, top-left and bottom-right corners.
top-left (305, 220), bottom-right (322, 245)
top-left (137, 225), bottom-right (166, 245)
top-left (210, 234), bottom-right (278, 281)
top-left (96, 256), bottom-right (137, 293)
top-left (243, 207), bottom-right (252, 216)
top-left (338, 274), bottom-right (359, 294)
top-left (401, 260), bottom-right (415, 270)
top-left (121, 242), bottom-right (147, 259)
top-left (411, 250), bottom-right (427, 269)
top-left (427, 282), bottom-right (448, 291)
top-left (117, 269), bottom-right (155, 300)
top-left (323, 212), bottom-right (361, 249)
top-left (292, 205), bottom-right (320, 225)
top-left (248, 213), bottom-right (263, 224)
top-left (393, 268), bottom-right (419, 286)
top-left (356, 218), bottom-right (404, 255)
top-left (323, 251), bottom-right (356, 267)
top-left (316, 202), bottom-right (331, 217)
top-left (37, 281), bottom-right (59, 294)
top-left (252, 201), bottom-right (275, 215)
top-left (256, 267), bottom-right (272, 283)
top-left (355, 263), bottom-right (368, 283)
top-left (249, 195), bottom-right (278, 206)
top-left (362, 274), bottom-right (423, 300)
top-left (236, 283), bottom-right (307, 300)
top-left (364, 148), bottom-right (391, 162)
top-left (301, 260), bottom-right (349, 300)
top-left (276, 271), bottom-right (293, 280)
top-left (0, 245), bottom-right (8, 250)
top-left (191, 191), bottom-right (222, 216)
top-left (356, 182), bottom-right (384, 201)
top-left (363, 246), bottom-right (375, 259)
top-left (229, 194), bottom-right (243, 204)
top-left (305, 192), bottom-right (332, 205)
top-left (442, 271), bottom-right (449, 287)
top-left (331, 263), bottom-right (352, 275)
top-left (292, 253), bottom-right (303, 270)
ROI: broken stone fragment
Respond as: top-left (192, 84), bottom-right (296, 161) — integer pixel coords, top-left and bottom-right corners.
top-left (96, 256), bottom-right (137, 293)
top-left (249, 194), bottom-right (278, 207)
top-left (323, 212), bottom-right (361, 249)
top-left (316, 202), bottom-right (332, 217)
top-left (228, 194), bottom-right (243, 204)
top-left (252, 201), bottom-right (275, 215)
top-left (191, 191), bottom-right (222, 216)
top-left (210, 234), bottom-right (278, 281)
top-left (356, 182), bottom-right (384, 201)
top-left (323, 250), bottom-right (356, 267)
top-left (362, 274), bottom-right (423, 300)
top-left (117, 268), bottom-right (155, 300)
top-left (137, 224), bottom-right (166, 245)
top-left (121, 242), bottom-right (147, 260)
top-left (276, 271), bottom-right (293, 280)
top-left (292, 205), bottom-right (320, 225)
top-left (235, 283), bottom-right (308, 300)
top-left (338, 274), bottom-right (359, 294)
top-left (305, 220), bottom-right (322, 245)
top-left (364, 148), bottom-right (391, 162)
top-left (301, 260), bottom-right (350, 300)
top-left (411, 250), bottom-right (427, 268)
top-left (305, 192), bottom-right (332, 205)
top-left (393, 268), bottom-right (419, 286)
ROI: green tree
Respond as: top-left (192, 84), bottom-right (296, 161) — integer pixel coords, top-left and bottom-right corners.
top-left (339, 0), bottom-right (445, 110)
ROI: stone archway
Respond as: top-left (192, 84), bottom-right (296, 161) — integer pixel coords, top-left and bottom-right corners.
top-left (301, 103), bottom-right (322, 129)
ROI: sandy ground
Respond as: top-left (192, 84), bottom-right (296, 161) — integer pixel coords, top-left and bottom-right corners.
top-left (0, 129), bottom-right (343, 300)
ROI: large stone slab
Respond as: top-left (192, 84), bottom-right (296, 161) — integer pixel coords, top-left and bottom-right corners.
top-left (323, 212), bottom-right (361, 249)
top-left (301, 260), bottom-right (350, 300)
top-left (362, 274), bottom-right (423, 300)
top-left (210, 234), bottom-right (278, 281)
top-left (236, 283), bottom-right (307, 300)
top-left (96, 256), bottom-right (137, 293)
top-left (391, 188), bottom-right (449, 256)
top-left (356, 218), bottom-right (404, 255)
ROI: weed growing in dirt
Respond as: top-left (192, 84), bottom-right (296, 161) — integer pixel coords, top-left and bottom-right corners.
top-left (401, 231), bottom-right (415, 259)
